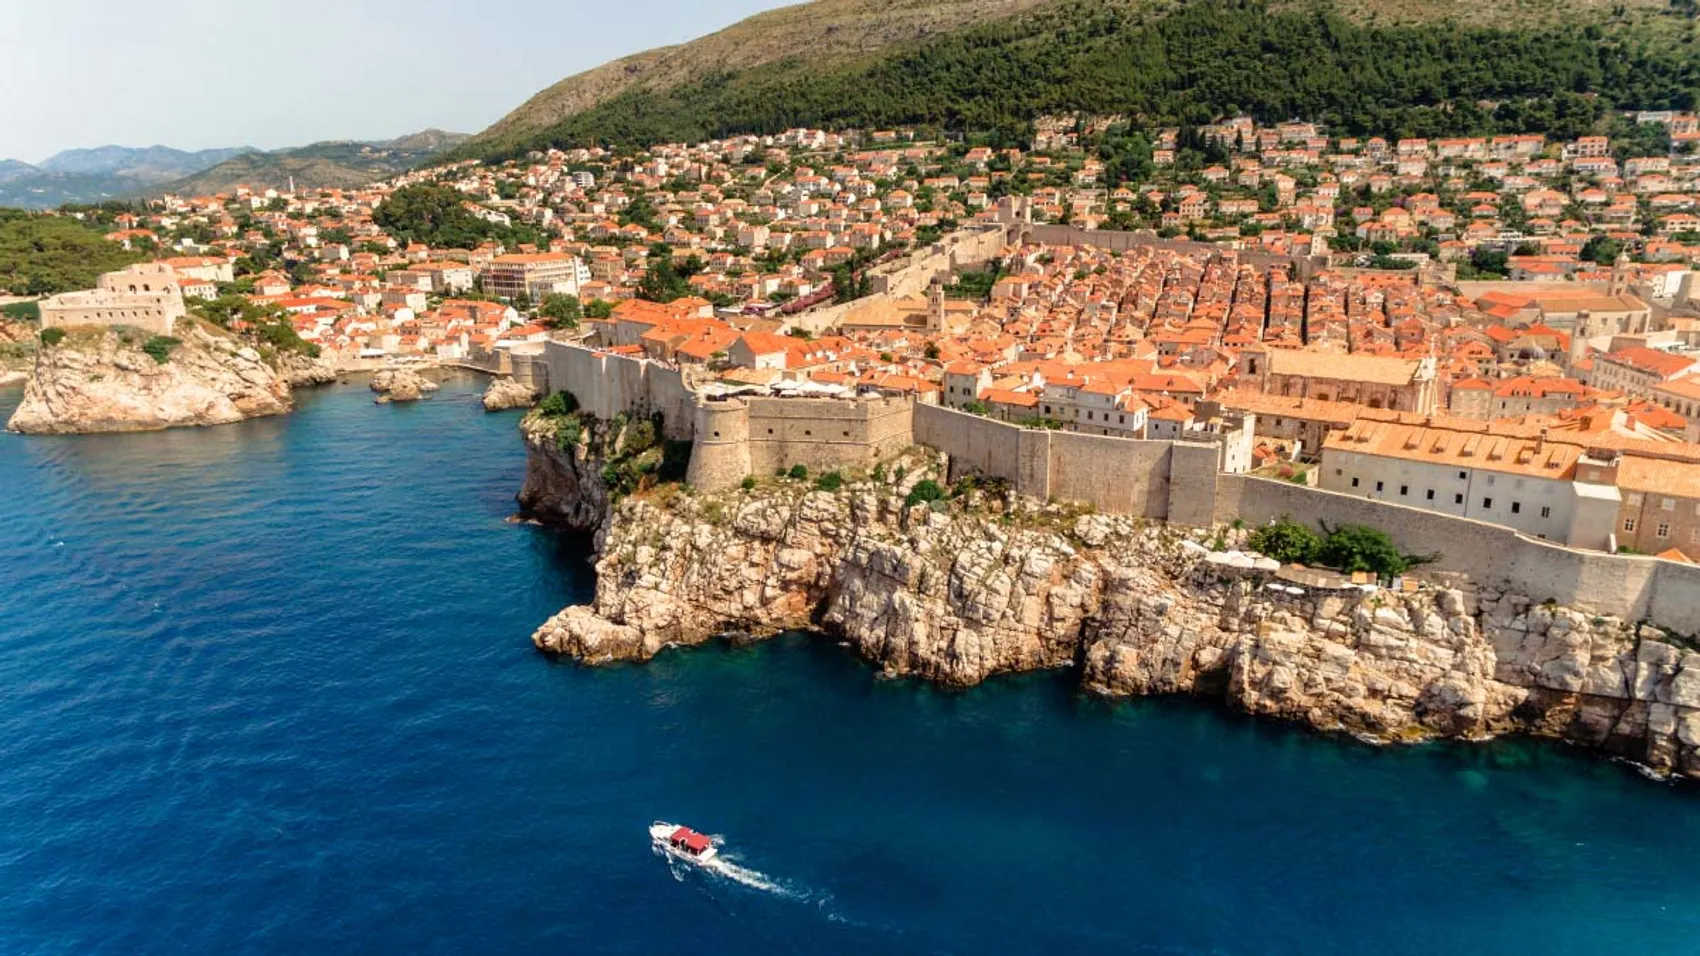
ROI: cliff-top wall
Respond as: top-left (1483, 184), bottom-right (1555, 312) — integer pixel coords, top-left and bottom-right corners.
top-left (538, 342), bottom-right (1700, 638)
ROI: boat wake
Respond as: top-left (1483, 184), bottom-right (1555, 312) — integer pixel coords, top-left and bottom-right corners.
top-left (703, 856), bottom-right (800, 897)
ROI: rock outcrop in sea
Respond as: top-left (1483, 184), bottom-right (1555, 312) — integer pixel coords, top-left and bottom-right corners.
top-left (370, 368), bottom-right (440, 404)
top-left (518, 420), bottom-right (1700, 779)
top-left (482, 376), bottom-right (537, 412)
top-left (7, 323), bottom-right (298, 434)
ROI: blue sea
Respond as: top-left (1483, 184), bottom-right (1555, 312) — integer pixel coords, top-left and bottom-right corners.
top-left (2, 374), bottom-right (1699, 955)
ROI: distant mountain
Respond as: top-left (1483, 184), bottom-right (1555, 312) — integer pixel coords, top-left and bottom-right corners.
top-left (0, 144), bottom-right (256, 209)
top-left (0, 173), bottom-right (147, 209)
top-left (0, 131), bottom-right (468, 209)
top-left (0, 160), bottom-right (38, 185)
top-left (158, 130), bottom-right (470, 197)
top-left (36, 145), bottom-right (257, 180)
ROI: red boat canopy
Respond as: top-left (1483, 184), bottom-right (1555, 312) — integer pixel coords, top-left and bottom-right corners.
top-left (670, 827), bottom-right (712, 853)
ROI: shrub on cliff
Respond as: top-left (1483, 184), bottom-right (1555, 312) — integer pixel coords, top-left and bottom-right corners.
top-left (555, 417), bottom-right (583, 452)
top-left (1249, 517), bottom-right (1435, 578)
top-left (537, 391), bottom-right (579, 418)
top-left (620, 417), bottom-right (658, 457)
top-left (905, 480), bottom-right (945, 509)
top-left (814, 471), bottom-right (844, 492)
top-left (787, 464), bottom-right (809, 480)
top-left (38, 327), bottom-right (65, 347)
top-left (141, 335), bottom-right (181, 364)
top-left (1248, 518), bottom-right (1322, 565)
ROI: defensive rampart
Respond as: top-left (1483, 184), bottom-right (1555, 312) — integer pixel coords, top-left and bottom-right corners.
top-left (1214, 475), bottom-right (1700, 633)
top-left (687, 394), bottom-right (912, 490)
top-left (538, 344), bottom-right (1700, 635)
top-left (867, 225), bottom-right (1010, 297)
top-left (911, 404), bottom-right (1220, 521)
top-left (1022, 224), bottom-right (1324, 278)
top-left (543, 340), bottom-right (693, 439)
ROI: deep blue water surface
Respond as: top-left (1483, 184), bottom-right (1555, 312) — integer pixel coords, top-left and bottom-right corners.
top-left (3, 376), bottom-right (1700, 955)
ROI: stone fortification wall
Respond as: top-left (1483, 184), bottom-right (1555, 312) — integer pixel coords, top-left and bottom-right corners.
top-left (686, 394), bottom-right (913, 490)
top-left (867, 225), bottom-right (1010, 298)
top-left (1046, 431), bottom-right (1175, 518)
top-left (543, 344), bottom-right (1700, 636)
top-left (542, 341), bottom-right (693, 440)
top-left (913, 403), bottom-right (1219, 520)
top-left (1023, 225), bottom-right (1322, 277)
top-left (913, 401), bottom-right (1028, 485)
top-left (1214, 475), bottom-right (1700, 635)
top-left (508, 349), bottom-right (548, 392)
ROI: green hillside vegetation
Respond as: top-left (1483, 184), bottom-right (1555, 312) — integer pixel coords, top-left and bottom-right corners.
top-left (470, 0), bottom-right (1700, 159)
top-left (0, 211), bottom-right (142, 295)
top-left (470, 0), bottom-right (1057, 149)
top-left (371, 183), bottom-right (549, 249)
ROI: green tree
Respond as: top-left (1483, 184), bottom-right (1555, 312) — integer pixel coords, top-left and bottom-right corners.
top-left (1580, 235), bottom-right (1623, 265)
top-left (539, 294), bottom-right (583, 328)
top-left (373, 184), bottom-right (494, 249)
top-left (1247, 518), bottom-right (1323, 565)
top-left (1317, 524), bottom-right (1417, 577)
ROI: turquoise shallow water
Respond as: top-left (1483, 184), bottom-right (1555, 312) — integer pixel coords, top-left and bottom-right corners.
top-left (2, 376), bottom-right (1699, 955)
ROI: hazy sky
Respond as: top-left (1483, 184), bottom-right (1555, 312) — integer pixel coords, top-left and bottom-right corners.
top-left (1, 0), bottom-right (791, 163)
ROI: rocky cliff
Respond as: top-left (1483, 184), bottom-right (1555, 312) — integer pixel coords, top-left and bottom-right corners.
top-left (7, 322), bottom-right (297, 434)
top-left (524, 444), bottom-right (1700, 780)
top-left (516, 410), bottom-right (614, 533)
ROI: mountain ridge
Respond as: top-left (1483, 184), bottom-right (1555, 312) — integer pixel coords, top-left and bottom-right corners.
top-left (462, 0), bottom-right (1696, 158)
top-left (157, 130), bottom-right (470, 197)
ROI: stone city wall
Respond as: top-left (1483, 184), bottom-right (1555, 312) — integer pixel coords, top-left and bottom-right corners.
top-left (913, 403), bottom-right (1219, 520)
top-left (542, 346), bottom-right (1700, 636)
top-left (686, 394), bottom-right (912, 490)
top-left (543, 340), bottom-right (693, 439)
top-left (867, 225), bottom-right (1010, 298)
top-left (1022, 225), bottom-right (1324, 278)
top-left (1214, 475), bottom-right (1700, 634)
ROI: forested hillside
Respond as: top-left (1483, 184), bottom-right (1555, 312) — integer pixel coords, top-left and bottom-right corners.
top-left (0, 211), bottom-right (142, 296)
top-left (467, 0), bottom-right (1700, 159)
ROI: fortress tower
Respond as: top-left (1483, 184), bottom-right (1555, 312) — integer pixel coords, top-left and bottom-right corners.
top-left (685, 398), bottom-right (753, 492)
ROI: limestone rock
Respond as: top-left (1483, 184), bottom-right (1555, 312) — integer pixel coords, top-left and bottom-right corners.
top-left (481, 376), bottom-right (537, 412)
top-left (7, 323), bottom-right (293, 434)
top-left (520, 441), bottom-right (1700, 780)
top-left (274, 350), bottom-right (340, 388)
top-left (370, 368), bottom-right (439, 404)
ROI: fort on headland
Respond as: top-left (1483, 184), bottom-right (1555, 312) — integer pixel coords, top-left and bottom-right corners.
top-left (37, 263), bottom-right (187, 337)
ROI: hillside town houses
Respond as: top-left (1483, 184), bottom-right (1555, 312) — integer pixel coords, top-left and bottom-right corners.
top-left (30, 113), bottom-right (1700, 557)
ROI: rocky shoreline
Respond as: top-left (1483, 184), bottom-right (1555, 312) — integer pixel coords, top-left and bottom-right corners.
top-left (519, 414), bottom-right (1700, 781)
top-left (6, 322), bottom-right (308, 434)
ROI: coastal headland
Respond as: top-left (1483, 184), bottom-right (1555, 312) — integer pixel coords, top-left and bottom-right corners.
top-left (517, 387), bottom-right (1700, 782)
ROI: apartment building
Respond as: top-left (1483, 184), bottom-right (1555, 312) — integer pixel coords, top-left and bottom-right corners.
top-left (481, 253), bottom-right (591, 301)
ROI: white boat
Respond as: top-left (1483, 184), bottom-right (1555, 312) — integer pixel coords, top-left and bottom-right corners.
top-left (651, 822), bottom-right (719, 864)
